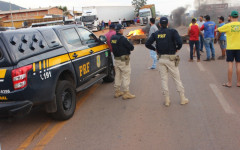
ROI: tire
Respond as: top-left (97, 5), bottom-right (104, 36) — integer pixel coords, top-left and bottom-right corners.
top-left (103, 58), bottom-right (115, 83)
top-left (51, 80), bottom-right (76, 120)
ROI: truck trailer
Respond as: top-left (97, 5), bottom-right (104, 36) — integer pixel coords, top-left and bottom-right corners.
top-left (81, 6), bottom-right (135, 31)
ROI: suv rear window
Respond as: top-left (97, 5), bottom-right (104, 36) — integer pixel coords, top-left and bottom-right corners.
top-left (0, 48), bottom-right (3, 60)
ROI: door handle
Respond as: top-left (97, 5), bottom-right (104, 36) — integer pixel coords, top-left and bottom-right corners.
top-left (89, 50), bottom-right (94, 54)
top-left (72, 53), bottom-right (78, 58)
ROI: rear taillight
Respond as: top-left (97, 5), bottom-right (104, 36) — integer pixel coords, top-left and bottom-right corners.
top-left (12, 65), bottom-right (32, 90)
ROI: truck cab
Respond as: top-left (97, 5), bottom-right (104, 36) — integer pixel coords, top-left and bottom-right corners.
top-left (139, 5), bottom-right (156, 26)
top-left (81, 7), bottom-right (99, 32)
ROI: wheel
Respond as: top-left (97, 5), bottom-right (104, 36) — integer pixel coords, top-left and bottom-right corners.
top-left (51, 80), bottom-right (76, 120)
top-left (103, 57), bottom-right (115, 83)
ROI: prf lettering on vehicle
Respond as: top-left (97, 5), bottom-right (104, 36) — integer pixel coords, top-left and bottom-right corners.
top-left (158, 34), bottom-right (166, 38)
top-left (79, 62), bottom-right (90, 77)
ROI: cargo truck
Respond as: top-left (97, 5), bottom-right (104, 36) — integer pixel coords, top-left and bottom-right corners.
top-left (81, 6), bottom-right (135, 31)
top-left (139, 4), bottom-right (156, 26)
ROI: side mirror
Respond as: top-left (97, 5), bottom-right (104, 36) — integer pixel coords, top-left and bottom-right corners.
top-left (99, 35), bottom-right (107, 43)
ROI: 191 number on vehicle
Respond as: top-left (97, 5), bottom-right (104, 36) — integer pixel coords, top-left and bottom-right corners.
top-left (40, 71), bottom-right (52, 80)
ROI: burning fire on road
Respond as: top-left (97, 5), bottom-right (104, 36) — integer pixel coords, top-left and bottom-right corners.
top-left (126, 29), bottom-right (147, 44)
top-left (126, 29), bottom-right (145, 39)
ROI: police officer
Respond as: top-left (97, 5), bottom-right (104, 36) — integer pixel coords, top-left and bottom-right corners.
top-left (111, 24), bottom-right (136, 100)
top-left (145, 17), bottom-right (189, 107)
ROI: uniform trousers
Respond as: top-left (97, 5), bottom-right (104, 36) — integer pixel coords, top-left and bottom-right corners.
top-left (159, 56), bottom-right (185, 97)
top-left (114, 59), bottom-right (131, 92)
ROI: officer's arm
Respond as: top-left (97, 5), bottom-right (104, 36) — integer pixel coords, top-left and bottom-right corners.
top-left (173, 30), bottom-right (182, 50)
top-left (145, 33), bottom-right (156, 50)
top-left (123, 37), bottom-right (134, 51)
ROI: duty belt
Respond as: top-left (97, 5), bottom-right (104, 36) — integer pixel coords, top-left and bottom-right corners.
top-left (159, 55), bottom-right (180, 67)
top-left (115, 55), bottom-right (130, 65)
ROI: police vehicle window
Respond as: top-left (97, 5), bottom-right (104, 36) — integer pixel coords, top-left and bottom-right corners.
top-left (62, 28), bottom-right (82, 46)
top-left (0, 47), bottom-right (3, 60)
top-left (78, 28), bottom-right (98, 44)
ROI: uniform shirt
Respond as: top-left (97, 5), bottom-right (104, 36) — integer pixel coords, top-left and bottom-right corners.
top-left (219, 22), bottom-right (226, 41)
top-left (189, 24), bottom-right (200, 41)
top-left (200, 21), bottom-right (216, 38)
top-left (218, 22), bottom-right (240, 50)
top-left (111, 33), bottom-right (134, 57)
top-left (145, 27), bottom-right (182, 55)
top-left (105, 30), bottom-right (116, 52)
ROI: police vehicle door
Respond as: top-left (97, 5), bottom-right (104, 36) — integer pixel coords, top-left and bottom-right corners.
top-left (0, 39), bottom-right (14, 100)
top-left (77, 27), bottom-right (108, 75)
top-left (61, 27), bottom-right (94, 83)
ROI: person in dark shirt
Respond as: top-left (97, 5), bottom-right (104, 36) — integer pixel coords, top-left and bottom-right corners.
top-left (145, 17), bottom-right (189, 107)
top-left (110, 24), bottom-right (135, 100)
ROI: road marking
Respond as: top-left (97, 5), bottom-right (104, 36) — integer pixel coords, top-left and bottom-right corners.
top-left (186, 46), bottom-right (206, 72)
top-left (196, 62), bottom-right (206, 72)
top-left (209, 84), bottom-right (235, 114)
top-left (16, 121), bottom-right (51, 150)
top-left (33, 84), bottom-right (100, 150)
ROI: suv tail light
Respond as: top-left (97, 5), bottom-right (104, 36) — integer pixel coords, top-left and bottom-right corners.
top-left (12, 65), bottom-right (32, 90)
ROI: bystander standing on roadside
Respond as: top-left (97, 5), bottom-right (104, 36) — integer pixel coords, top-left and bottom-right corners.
top-left (200, 15), bottom-right (217, 61)
top-left (105, 24), bottom-right (116, 66)
top-left (216, 16), bottom-right (226, 60)
top-left (123, 18), bottom-right (127, 28)
top-left (118, 18), bottom-right (122, 25)
top-left (147, 18), bottom-right (158, 69)
top-left (108, 20), bottom-right (111, 27)
top-left (197, 16), bottom-right (205, 52)
top-left (101, 20), bottom-right (105, 30)
top-left (134, 17), bottom-right (137, 25)
top-left (216, 11), bottom-right (240, 87)
top-left (188, 18), bottom-right (202, 62)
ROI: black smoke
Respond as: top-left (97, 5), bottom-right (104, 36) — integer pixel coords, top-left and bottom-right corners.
top-left (170, 7), bottom-right (187, 27)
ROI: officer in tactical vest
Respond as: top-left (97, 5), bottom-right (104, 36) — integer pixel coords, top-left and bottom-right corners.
top-left (111, 24), bottom-right (136, 100)
top-left (145, 17), bottom-right (189, 106)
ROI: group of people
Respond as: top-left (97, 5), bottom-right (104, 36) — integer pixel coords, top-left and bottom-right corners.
top-left (188, 15), bottom-right (226, 62)
top-left (104, 10), bottom-right (240, 107)
top-left (187, 11), bottom-right (240, 88)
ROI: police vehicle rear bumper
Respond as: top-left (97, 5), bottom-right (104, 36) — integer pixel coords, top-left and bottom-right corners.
top-left (0, 100), bottom-right (33, 117)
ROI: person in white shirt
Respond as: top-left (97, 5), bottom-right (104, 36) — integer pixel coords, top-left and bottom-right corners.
top-left (118, 18), bottom-right (122, 25)
top-left (196, 16), bottom-right (205, 52)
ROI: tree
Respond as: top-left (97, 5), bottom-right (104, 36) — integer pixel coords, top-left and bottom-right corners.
top-left (58, 6), bottom-right (69, 16)
top-left (132, 0), bottom-right (147, 13)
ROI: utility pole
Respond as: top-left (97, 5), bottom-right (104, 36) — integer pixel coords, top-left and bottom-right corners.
top-left (73, 6), bottom-right (75, 19)
top-left (9, 2), bottom-right (14, 27)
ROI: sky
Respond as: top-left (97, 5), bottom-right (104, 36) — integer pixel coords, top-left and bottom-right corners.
top-left (3, 0), bottom-right (195, 15)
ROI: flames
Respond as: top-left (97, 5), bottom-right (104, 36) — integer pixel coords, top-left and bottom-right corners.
top-left (127, 29), bottom-right (145, 39)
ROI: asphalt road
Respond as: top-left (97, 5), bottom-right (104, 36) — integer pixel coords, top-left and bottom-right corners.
top-left (1, 27), bottom-right (240, 150)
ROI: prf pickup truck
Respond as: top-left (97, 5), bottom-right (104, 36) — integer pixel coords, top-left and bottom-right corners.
top-left (0, 25), bottom-right (114, 120)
